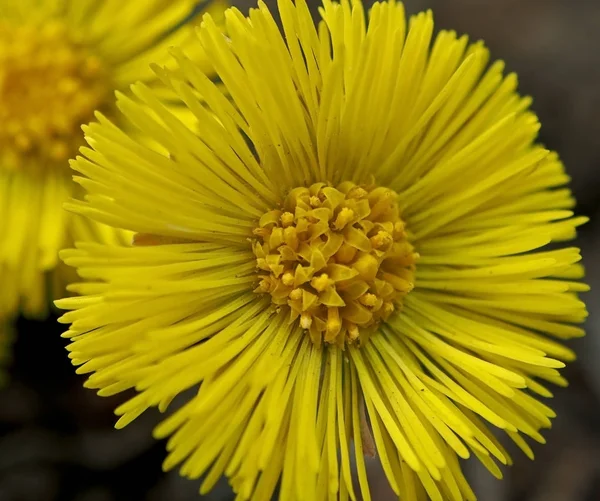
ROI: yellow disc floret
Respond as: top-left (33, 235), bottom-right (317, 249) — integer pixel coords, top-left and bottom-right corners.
top-left (0, 21), bottom-right (111, 169)
top-left (252, 181), bottom-right (418, 346)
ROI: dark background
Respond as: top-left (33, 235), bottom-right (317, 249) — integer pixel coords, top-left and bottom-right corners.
top-left (2, 0), bottom-right (599, 500)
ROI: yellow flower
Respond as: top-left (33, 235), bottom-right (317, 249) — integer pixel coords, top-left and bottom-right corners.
top-left (57, 0), bottom-right (588, 499)
top-left (0, 0), bottom-right (224, 320)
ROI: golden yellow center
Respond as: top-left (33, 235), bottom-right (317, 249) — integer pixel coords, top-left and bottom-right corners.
top-left (0, 21), bottom-right (111, 168)
top-left (252, 182), bottom-right (418, 347)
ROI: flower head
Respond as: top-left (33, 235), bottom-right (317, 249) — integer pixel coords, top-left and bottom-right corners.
top-left (57, 0), bottom-right (588, 499)
top-left (0, 0), bottom-right (224, 319)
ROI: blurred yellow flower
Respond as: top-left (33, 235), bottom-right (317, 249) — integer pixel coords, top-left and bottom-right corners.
top-left (57, 0), bottom-right (588, 499)
top-left (0, 0), bottom-right (224, 320)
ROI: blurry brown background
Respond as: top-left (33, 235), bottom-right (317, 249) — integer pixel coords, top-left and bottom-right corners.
top-left (1, 0), bottom-right (599, 500)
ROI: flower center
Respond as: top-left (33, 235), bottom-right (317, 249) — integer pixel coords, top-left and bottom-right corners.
top-left (0, 21), bottom-right (111, 169)
top-left (252, 181), bottom-right (418, 347)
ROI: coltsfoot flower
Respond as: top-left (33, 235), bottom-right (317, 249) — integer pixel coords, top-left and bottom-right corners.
top-left (57, 0), bottom-right (588, 499)
top-left (0, 0), bottom-right (224, 320)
